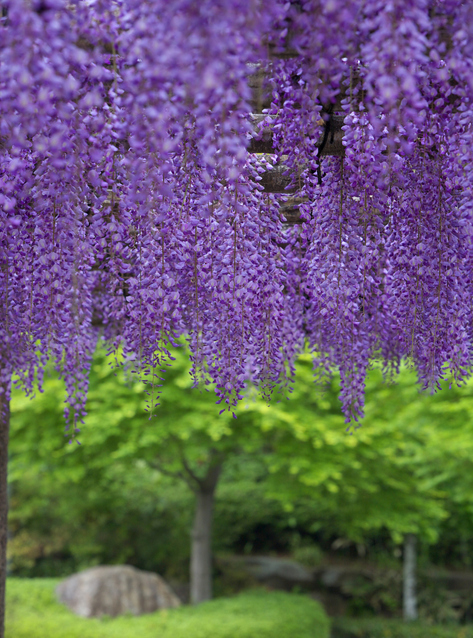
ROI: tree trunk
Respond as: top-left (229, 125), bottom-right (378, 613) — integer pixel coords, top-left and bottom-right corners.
top-left (0, 388), bottom-right (9, 638)
top-left (190, 463), bottom-right (222, 605)
top-left (403, 533), bottom-right (417, 621)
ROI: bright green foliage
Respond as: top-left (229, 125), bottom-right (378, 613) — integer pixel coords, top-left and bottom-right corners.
top-left (256, 355), bottom-right (473, 545)
top-left (9, 345), bottom-right (276, 576)
top-left (10, 359), bottom-right (194, 574)
top-left (11, 344), bottom-right (260, 480)
top-left (5, 579), bottom-right (330, 638)
top-left (9, 345), bottom-right (473, 576)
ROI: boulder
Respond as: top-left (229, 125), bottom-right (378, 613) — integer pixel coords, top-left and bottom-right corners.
top-left (56, 565), bottom-right (181, 618)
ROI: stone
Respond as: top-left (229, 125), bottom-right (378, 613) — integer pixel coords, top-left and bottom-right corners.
top-left (218, 555), bottom-right (315, 590)
top-left (425, 568), bottom-right (473, 592)
top-left (56, 565), bottom-right (181, 618)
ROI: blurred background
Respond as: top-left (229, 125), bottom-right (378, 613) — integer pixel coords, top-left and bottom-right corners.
top-left (8, 342), bottom-right (473, 635)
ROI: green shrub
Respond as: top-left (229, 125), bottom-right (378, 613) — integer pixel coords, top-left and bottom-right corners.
top-left (332, 617), bottom-right (473, 638)
top-left (6, 578), bottom-right (330, 638)
top-left (292, 542), bottom-right (324, 569)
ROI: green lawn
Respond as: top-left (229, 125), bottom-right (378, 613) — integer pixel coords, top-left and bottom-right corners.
top-left (6, 578), bottom-right (330, 638)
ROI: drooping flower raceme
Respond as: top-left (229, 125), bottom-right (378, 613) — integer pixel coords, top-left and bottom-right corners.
top-left (1, 0), bottom-right (473, 429)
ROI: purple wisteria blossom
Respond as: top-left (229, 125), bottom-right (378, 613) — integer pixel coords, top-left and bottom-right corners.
top-left (1, 0), bottom-right (473, 429)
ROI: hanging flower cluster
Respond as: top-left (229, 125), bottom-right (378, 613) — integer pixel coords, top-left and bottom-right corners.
top-left (268, 0), bottom-right (473, 421)
top-left (1, 0), bottom-right (473, 430)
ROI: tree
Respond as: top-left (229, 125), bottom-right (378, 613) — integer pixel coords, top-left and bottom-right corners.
top-left (11, 349), bottom-right (473, 609)
top-left (2, 1), bottom-right (473, 634)
top-left (10, 345), bottom-right (277, 604)
top-left (98, 348), bottom-right (273, 604)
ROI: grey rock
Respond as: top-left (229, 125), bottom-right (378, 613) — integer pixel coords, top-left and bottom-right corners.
top-left (320, 567), bottom-right (346, 588)
top-left (425, 568), bottom-right (473, 592)
top-left (245, 556), bottom-right (314, 583)
top-left (219, 555), bottom-right (315, 589)
top-left (56, 565), bottom-right (181, 618)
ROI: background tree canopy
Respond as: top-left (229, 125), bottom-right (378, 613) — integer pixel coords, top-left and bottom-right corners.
top-left (10, 345), bottom-right (473, 586)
